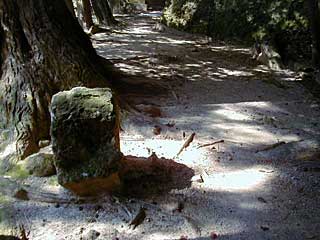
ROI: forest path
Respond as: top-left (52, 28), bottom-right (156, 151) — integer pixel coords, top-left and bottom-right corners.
top-left (93, 12), bottom-right (320, 239)
top-left (1, 12), bottom-right (319, 240)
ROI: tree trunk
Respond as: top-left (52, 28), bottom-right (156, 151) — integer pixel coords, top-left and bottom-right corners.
top-left (82, 0), bottom-right (94, 29)
top-left (307, 0), bottom-right (320, 70)
top-left (65, 0), bottom-right (76, 17)
top-left (0, 0), bottom-right (112, 159)
top-left (91, 0), bottom-right (118, 26)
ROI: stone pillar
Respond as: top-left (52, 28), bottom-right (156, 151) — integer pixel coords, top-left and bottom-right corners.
top-left (50, 87), bottom-right (122, 196)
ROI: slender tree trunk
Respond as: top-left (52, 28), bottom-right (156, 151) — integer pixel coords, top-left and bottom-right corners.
top-left (0, 0), bottom-right (112, 159)
top-left (82, 0), bottom-right (94, 29)
top-left (207, 0), bottom-right (215, 36)
top-left (307, 0), bottom-right (320, 70)
top-left (91, 0), bottom-right (118, 26)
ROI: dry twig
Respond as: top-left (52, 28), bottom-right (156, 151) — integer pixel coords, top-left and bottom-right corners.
top-left (197, 140), bottom-right (224, 149)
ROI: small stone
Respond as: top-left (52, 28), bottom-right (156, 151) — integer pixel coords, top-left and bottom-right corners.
top-left (22, 150), bottom-right (56, 177)
top-left (79, 206), bottom-right (84, 211)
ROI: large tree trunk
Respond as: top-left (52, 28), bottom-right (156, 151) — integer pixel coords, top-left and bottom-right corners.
top-left (65, 0), bottom-right (76, 17)
top-left (91, 0), bottom-right (118, 26)
top-left (0, 0), bottom-right (112, 160)
top-left (307, 0), bottom-right (320, 70)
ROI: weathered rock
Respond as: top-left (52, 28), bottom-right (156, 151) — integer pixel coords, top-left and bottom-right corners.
top-left (50, 87), bottom-right (122, 196)
top-left (21, 146), bottom-right (56, 177)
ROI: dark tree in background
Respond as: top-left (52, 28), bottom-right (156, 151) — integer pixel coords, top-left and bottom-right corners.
top-left (91, 0), bottom-right (118, 26)
top-left (0, 0), bottom-right (113, 160)
top-left (307, 0), bottom-right (320, 72)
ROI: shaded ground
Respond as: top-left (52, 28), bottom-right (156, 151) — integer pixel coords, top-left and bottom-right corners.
top-left (1, 12), bottom-right (320, 240)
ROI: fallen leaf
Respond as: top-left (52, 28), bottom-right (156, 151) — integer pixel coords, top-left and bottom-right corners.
top-left (210, 232), bottom-right (218, 239)
top-left (257, 197), bottom-right (267, 203)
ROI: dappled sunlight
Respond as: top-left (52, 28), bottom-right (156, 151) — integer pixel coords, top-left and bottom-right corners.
top-left (158, 100), bottom-right (306, 146)
top-left (123, 26), bottom-right (154, 35)
top-left (218, 67), bottom-right (255, 77)
top-left (214, 108), bottom-right (252, 121)
top-left (121, 137), bottom-right (207, 161)
top-left (116, 63), bottom-right (145, 74)
top-left (202, 167), bottom-right (274, 192)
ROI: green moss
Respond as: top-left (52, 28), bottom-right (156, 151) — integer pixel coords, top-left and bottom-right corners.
top-left (6, 164), bottom-right (29, 180)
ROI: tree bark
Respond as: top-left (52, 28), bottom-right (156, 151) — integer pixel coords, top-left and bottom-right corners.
top-left (65, 0), bottom-right (76, 17)
top-left (0, 0), bottom-right (112, 159)
top-left (91, 0), bottom-right (118, 26)
top-left (82, 0), bottom-right (94, 29)
top-left (307, 0), bottom-right (320, 70)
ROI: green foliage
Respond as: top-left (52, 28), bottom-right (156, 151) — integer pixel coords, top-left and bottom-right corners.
top-left (162, 0), bottom-right (312, 65)
top-left (200, 0), bottom-right (308, 40)
top-left (215, 0), bottom-right (311, 64)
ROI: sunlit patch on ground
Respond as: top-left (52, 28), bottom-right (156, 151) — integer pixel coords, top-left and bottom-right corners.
top-left (201, 168), bottom-right (274, 192)
top-left (120, 136), bottom-right (207, 166)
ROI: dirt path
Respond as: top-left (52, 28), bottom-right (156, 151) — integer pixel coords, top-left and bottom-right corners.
top-left (1, 12), bottom-right (320, 240)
